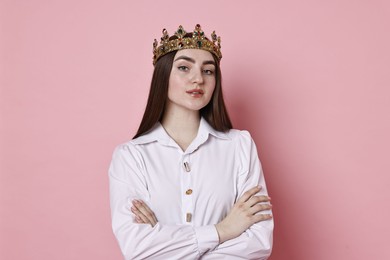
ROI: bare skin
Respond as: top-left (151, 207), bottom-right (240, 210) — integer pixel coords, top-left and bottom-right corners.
top-left (131, 49), bottom-right (273, 244)
top-left (161, 49), bottom-right (216, 151)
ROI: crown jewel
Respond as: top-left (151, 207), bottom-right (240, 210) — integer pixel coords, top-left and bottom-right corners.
top-left (153, 24), bottom-right (222, 65)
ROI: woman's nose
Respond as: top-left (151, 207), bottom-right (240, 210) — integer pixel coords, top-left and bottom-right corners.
top-left (191, 69), bottom-right (204, 84)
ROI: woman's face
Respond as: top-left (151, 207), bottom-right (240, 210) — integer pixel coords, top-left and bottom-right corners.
top-left (166, 49), bottom-right (216, 113)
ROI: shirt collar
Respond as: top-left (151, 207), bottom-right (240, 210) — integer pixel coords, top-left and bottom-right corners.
top-left (132, 117), bottom-right (230, 146)
top-left (198, 117), bottom-right (230, 140)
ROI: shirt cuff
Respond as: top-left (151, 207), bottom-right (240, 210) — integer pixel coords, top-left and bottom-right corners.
top-left (194, 225), bottom-right (219, 255)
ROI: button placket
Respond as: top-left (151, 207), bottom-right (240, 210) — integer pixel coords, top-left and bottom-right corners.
top-left (182, 154), bottom-right (193, 223)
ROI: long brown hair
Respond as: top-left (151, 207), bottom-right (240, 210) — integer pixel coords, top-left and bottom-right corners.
top-left (133, 50), bottom-right (232, 139)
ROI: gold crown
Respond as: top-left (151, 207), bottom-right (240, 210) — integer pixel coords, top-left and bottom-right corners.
top-left (153, 24), bottom-right (222, 65)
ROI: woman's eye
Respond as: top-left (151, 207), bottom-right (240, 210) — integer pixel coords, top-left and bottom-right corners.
top-left (203, 69), bottom-right (214, 75)
top-left (178, 66), bottom-right (189, 71)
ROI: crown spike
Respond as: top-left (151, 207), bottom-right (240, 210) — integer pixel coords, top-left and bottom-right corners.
top-left (174, 25), bottom-right (186, 38)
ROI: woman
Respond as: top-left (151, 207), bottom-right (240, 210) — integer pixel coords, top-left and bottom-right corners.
top-left (109, 24), bottom-right (273, 259)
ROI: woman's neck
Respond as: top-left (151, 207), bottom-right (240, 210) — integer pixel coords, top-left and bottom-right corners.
top-left (161, 109), bottom-right (201, 151)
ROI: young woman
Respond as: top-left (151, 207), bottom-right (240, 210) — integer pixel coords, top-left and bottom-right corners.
top-left (109, 24), bottom-right (273, 259)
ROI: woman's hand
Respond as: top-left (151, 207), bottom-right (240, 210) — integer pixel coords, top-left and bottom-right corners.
top-left (131, 199), bottom-right (158, 227)
top-left (215, 186), bottom-right (272, 244)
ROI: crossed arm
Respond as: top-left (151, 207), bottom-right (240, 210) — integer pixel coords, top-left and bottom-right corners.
top-left (131, 186), bottom-right (272, 245)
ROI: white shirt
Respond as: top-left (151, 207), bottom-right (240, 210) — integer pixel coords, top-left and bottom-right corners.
top-left (109, 118), bottom-right (273, 259)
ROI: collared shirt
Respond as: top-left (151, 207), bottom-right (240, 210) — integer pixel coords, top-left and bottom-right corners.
top-left (109, 118), bottom-right (273, 259)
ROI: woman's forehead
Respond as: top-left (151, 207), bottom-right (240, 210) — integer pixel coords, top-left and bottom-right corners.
top-left (174, 49), bottom-right (214, 61)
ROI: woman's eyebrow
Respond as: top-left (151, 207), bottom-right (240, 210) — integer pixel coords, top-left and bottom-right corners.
top-left (174, 55), bottom-right (215, 66)
top-left (174, 56), bottom-right (195, 63)
top-left (203, 60), bottom-right (216, 66)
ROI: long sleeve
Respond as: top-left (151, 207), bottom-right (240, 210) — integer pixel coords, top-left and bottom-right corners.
top-left (109, 143), bottom-right (219, 260)
top-left (201, 131), bottom-right (273, 260)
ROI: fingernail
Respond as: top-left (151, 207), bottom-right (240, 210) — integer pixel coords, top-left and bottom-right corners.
top-left (133, 200), bottom-right (140, 205)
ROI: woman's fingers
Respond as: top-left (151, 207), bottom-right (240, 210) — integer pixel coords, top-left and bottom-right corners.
top-left (247, 195), bottom-right (271, 207)
top-left (134, 214), bottom-right (144, 224)
top-left (244, 188), bottom-right (272, 217)
top-left (237, 186), bottom-right (262, 203)
top-left (137, 200), bottom-right (158, 224)
top-left (252, 213), bottom-right (273, 222)
top-left (132, 200), bottom-right (158, 227)
top-left (248, 203), bottom-right (272, 215)
top-left (237, 186), bottom-right (271, 209)
top-left (131, 205), bottom-right (148, 223)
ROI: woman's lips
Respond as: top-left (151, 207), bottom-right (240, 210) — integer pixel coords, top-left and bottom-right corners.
top-left (186, 89), bottom-right (204, 97)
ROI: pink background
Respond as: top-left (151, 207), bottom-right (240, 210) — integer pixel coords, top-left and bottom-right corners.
top-left (1, 0), bottom-right (390, 259)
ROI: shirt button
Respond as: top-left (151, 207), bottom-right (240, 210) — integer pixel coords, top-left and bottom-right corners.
top-left (186, 213), bottom-right (192, 222)
top-left (183, 162), bottom-right (191, 172)
top-left (185, 189), bottom-right (193, 195)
